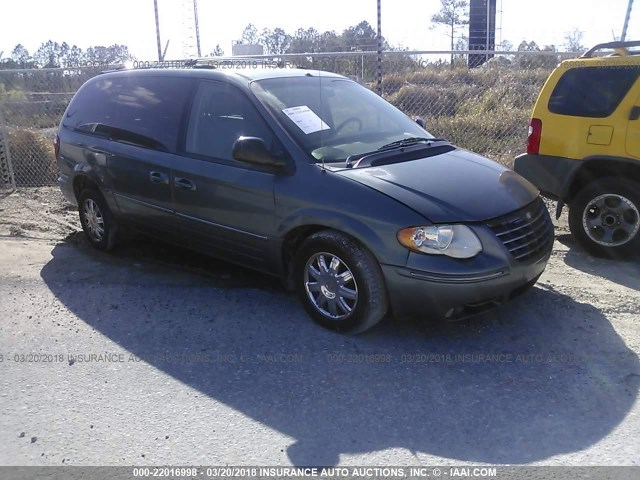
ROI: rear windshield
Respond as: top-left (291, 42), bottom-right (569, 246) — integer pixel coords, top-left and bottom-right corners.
top-left (548, 66), bottom-right (640, 118)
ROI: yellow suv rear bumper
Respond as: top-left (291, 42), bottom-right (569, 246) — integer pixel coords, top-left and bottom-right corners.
top-left (514, 153), bottom-right (579, 200)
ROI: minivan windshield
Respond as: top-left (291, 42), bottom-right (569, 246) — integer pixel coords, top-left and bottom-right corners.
top-left (251, 75), bottom-right (435, 164)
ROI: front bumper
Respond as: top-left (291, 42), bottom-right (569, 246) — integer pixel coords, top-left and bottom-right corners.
top-left (382, 254), bottom-right (548, 321)
top-left (382, 205), bottom-right (553, 321)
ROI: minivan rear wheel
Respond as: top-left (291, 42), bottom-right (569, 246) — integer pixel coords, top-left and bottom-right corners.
top-left (294, 230), bottom-right (388, 333)
top-left (569, 178), bottom-right (640, 258)
top-left (78, 188), bottom-right (117, 251)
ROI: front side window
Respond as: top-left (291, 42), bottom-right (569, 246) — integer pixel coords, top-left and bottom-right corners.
top-left (548, 66), bottom-right (640, 118)
top-left (64, 74), bottom-right (192, 151)
top-left (185, 81), bottom-right (275, 162)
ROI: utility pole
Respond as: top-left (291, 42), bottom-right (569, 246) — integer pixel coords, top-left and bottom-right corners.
top-left (377, 0), bottom-right (382, 95)
top-left (154, 0), bottom-right (163, 61)
top-left (193, 0), bottom-right (202, 57)
top-left (485, 0), bottom-right (490, 62)
top-left (622, 0), bottom-right (634, 41)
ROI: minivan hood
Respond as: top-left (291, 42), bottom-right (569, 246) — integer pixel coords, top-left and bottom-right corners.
top-left (336, 148), bottom-right (539, 223)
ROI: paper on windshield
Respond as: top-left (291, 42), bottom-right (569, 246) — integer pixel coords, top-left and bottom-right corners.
top-left (282, 106), bottom-right (330, 134)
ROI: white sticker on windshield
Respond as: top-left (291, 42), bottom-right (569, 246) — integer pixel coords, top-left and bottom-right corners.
top-left (282, 106), bottom-right (330, 135)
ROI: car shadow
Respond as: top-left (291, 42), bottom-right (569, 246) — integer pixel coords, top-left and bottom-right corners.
top-left (558, 233), bottom-right (640, 291)
top-left (40, 235), bottom-right (639, 465)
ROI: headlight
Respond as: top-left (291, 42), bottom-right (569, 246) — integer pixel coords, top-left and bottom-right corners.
top-left (397, 225), bottom-right (482, 259)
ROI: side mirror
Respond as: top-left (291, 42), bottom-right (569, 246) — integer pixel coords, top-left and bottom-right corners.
top-left (415, 117), bottom-right (426, 128)
top-left (232, 136), bottom-right (287, 169)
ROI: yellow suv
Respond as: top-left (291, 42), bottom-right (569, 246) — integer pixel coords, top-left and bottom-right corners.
top-left (515, 41), bottom-right (640, 257)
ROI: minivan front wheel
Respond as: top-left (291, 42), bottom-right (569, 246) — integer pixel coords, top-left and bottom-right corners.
top-left (569, 178), bottom-right (640, 258)
top-left (78, 189), bottom-right (117, 251)
top-left (294, 231), bottom-right (388, 333)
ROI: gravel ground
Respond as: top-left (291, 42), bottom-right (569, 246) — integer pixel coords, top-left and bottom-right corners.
top-left (0, 188), bottom-right (80, 240)
top-left (0, 188), bottom-right (638, 466)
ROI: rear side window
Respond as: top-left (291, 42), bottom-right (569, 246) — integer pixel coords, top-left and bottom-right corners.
top-left (548, 66), bottom-right (640, 118)
top-left (64, 74), bottom-right (192, 151)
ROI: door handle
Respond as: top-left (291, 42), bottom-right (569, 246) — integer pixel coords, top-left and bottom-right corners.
top-left (174, 177), bottom-right (196, 191)
top-left (149, 171), bottom-right (169, 184)
top-left (630, 106), bottom-right (640, 120)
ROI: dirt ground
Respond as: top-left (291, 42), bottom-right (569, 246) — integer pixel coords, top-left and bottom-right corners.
top-left (0, 187), bottom-right (639, 466)
top-left (0, 187), bottom-right (80, 240)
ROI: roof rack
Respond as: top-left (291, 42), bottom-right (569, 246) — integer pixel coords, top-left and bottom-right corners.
top-left (99, 64), bottom-right (127, 74)
top-left (581, 40), bottom-right (640, 58)
top-left (182, 59), bottom-right (216, 69)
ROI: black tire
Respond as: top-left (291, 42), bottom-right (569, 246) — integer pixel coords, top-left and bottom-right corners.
top-left (568, 178), bottom-right (640, 258)
top-left (78, 188), bottom-right (118, 251)
top-left (294, 230), bottom-right (388, 333)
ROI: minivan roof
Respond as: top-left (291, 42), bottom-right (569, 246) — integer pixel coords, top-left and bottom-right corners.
top-left (97, 67), bottom-right (346, 84)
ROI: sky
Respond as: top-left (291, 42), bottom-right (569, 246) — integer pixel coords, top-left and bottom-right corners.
top-left (0, 0), bottom-right (638, 61)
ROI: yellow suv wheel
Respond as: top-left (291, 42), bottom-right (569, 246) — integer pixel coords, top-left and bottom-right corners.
top-left (569, 178), bottom-right (640, 258)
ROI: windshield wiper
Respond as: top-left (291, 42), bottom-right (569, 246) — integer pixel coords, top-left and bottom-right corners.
top-left (345, 137), bottom-right (448, 168)
top-left (378, 137), bottom-right (445, 150)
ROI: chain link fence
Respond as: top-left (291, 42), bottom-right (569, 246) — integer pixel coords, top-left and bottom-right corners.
top-left (0, 67), bottom-right (104, 190)
top-left (0, 50), bottom-right (578, 191)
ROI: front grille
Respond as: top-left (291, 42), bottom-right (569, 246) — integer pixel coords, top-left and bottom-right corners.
top-left (487, 198), bottom-right (554, 262)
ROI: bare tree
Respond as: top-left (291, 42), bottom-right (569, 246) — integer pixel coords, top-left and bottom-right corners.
top-left (431, 0), bottom-right (469, 65)
top-left (240, 24), bottom-right (259, 44)
top-left (564, 28), bottom-right (586, 53)
top-left (261, 28), bottom-right (291, 55)
top-left (11, 44), bottom-right (31, 65)
top-left (516, 40), bottom-right (559, 69)
top-left (496, 39), bottom-right (513, 52)
top-left (62, 45), bottom-right (85, 67)
top-left (85, 44), bottom-right (133, 64)
top-left (289, 27), bottom-right (321, 53)
top-left (210, 44), bottom-right (224, 56)
top-left (33, 41), bottom-right (68, 68)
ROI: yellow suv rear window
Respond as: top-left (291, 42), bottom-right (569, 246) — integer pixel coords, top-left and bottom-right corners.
top-left (548, 66), bottom-right (640, 118)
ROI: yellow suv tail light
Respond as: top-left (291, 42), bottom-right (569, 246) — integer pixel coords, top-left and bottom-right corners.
top-left (527, 118), bottom-right (543, 155)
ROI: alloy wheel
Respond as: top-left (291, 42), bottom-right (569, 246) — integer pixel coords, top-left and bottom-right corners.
top-left (303, 252), bottom-right (358, 320)
top-left (82, 198), bottom-right (105, 243)
top-left (582, 193), bottom-right (640, 247)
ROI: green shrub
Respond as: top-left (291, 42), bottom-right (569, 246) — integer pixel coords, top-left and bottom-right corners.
top-left (381, 66), bottom-right (552, 166)
top-left (422, 109), bottom-right (530, 167)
